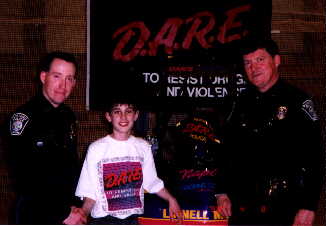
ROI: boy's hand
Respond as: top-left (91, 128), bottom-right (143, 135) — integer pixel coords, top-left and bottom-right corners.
top-left (168, 197), bottom-right (183, 224)
top-left (63, 206), bottom-right (87, 225)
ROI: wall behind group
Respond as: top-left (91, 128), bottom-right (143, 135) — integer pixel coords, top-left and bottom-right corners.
top-left (0, 0), bottom-right (324, 224)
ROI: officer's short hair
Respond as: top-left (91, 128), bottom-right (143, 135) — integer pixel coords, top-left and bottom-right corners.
top-left (240, 39), bottom-right (280, 57)
top-left (39, 51), bottom-right (78, 72)
top-left (105, 95), bottom-right (139, 113)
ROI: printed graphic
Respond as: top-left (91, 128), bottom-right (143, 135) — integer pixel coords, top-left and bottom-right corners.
top-left (103, 162), bottom-right (143, 211)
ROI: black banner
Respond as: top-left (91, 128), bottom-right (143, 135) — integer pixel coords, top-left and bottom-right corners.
top-left (88, 0), bottom-right (271, 111)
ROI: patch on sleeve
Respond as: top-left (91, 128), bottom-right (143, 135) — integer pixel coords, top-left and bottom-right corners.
top-left (10, 113), bottom-right (29, 135)
top-left (302, 100), bottom-right (319, 121)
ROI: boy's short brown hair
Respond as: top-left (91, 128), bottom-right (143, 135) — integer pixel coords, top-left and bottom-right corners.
top-left (105, 95), bottom-right (138, 113)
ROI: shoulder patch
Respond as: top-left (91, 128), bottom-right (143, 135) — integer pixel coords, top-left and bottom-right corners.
top-left (302, 100), bottom-right (319, 121)
top-left (10, 113), bottom-right (29, 135)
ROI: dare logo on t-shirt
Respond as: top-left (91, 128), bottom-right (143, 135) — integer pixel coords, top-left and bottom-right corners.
top-left (103, 162), bottom-right (143, 211)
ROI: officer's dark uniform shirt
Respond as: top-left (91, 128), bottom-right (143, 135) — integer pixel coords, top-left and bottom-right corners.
top-left (224, 80), bottom-right (322, 224)
top-left (8, 93), bottom-right (80, 224)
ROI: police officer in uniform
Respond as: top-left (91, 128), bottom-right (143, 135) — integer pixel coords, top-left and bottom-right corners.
top-left (216, 39), bottom-right (322, 225)
top-left (8, 52), bottom-right (81, 224)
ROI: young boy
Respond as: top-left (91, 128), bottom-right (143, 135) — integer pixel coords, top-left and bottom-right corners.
top-left (64, 97), bottom-right (182, 224)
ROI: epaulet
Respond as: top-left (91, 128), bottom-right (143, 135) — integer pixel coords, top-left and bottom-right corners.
top-left (301, 99), bottom-right (319, 121)
top-left (281, 82), bottom-right (319, 122)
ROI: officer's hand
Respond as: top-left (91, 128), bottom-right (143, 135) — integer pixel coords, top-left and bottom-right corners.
top-left (293, 209), bottom-right (315, 226)
top-left (63, 206), bottom-right (87, 225)
top-left (216, 194), bottom-right (232, 217)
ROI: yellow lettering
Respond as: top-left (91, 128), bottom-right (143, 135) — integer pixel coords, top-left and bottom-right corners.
top-left (183, 210), bottom-right (189, 219)
top-left (164, 209), bottom-right (216, 220)
top-left (163, 209), bottom-right (169, 219)
top-left (190, 210), bottom-right (196, 219)
top-left (196, 210), bottom-right (203, 219)
top-left (213, 210), bottom-right (223, 220)
top-left (190, 134), bottom-right (207, 142)
top-left (194, 117), bottom-right (208, 124)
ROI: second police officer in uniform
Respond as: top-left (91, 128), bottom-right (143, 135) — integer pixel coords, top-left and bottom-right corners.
top-left (216, 39), bottom-right (322, 225)
top-left (8, 52), bottom-right (81, 224)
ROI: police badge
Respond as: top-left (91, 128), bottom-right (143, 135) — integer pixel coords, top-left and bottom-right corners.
top-left (10, 113), bottom-right (29, 135)
top-left (276, 106), bottom-right (287, 120)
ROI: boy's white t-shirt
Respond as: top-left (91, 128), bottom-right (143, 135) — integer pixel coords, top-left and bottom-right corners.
top-left (75, 135), bottom-right (164, 219)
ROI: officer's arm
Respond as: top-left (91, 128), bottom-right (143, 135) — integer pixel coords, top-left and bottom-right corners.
top-left (294, 100), bottom-right (323, 219)
top-left (293, 209), bottom-right (315, 226)
top-left (7, 113), bottom-right (31, 182)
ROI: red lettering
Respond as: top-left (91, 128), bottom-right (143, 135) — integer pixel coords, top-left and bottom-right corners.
top-left (116, 171), bottom-right (127, 186)
top-left (111, 6), bottom-right (252, 62)
top-left (183, 11), bottom-right (215, 49)
top-left (148, 18), bottom-right (183, 56)
top-left (179, 169), bottom-right (218, 180)
top-left (104, 173), bottom-right (117, 189)
top-left (196, 124), bottom-right (210, 134)
top-left (182, 123), bottom-right (194, 133)
top-left (133, 167), bottom-right (142, 181)
top-left (112, 21), bottom-right (150, 62)
top-left (128, 170), bottom-right (133, 183)
top-left (182, 123), bottom-right (210, 135)
top-left (217, 5), bottom-right (251, 44)
top-left (168, 66), bottom-right (193, 72)
top-left (104, 167), bottom-right (143, 189)
top-left (182, 122), bottom-right (220, 143)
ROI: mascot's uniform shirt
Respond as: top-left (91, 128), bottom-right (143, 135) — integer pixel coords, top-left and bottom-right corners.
top-left (76, 135), bottom-right (164, 219)
top-left (8, 94), bottom-right (79, 224)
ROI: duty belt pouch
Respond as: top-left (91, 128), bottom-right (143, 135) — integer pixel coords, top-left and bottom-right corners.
top-left (258, 176), bottom-right (292, 210)
top-left (263, 176), bottom-right (290, 199)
